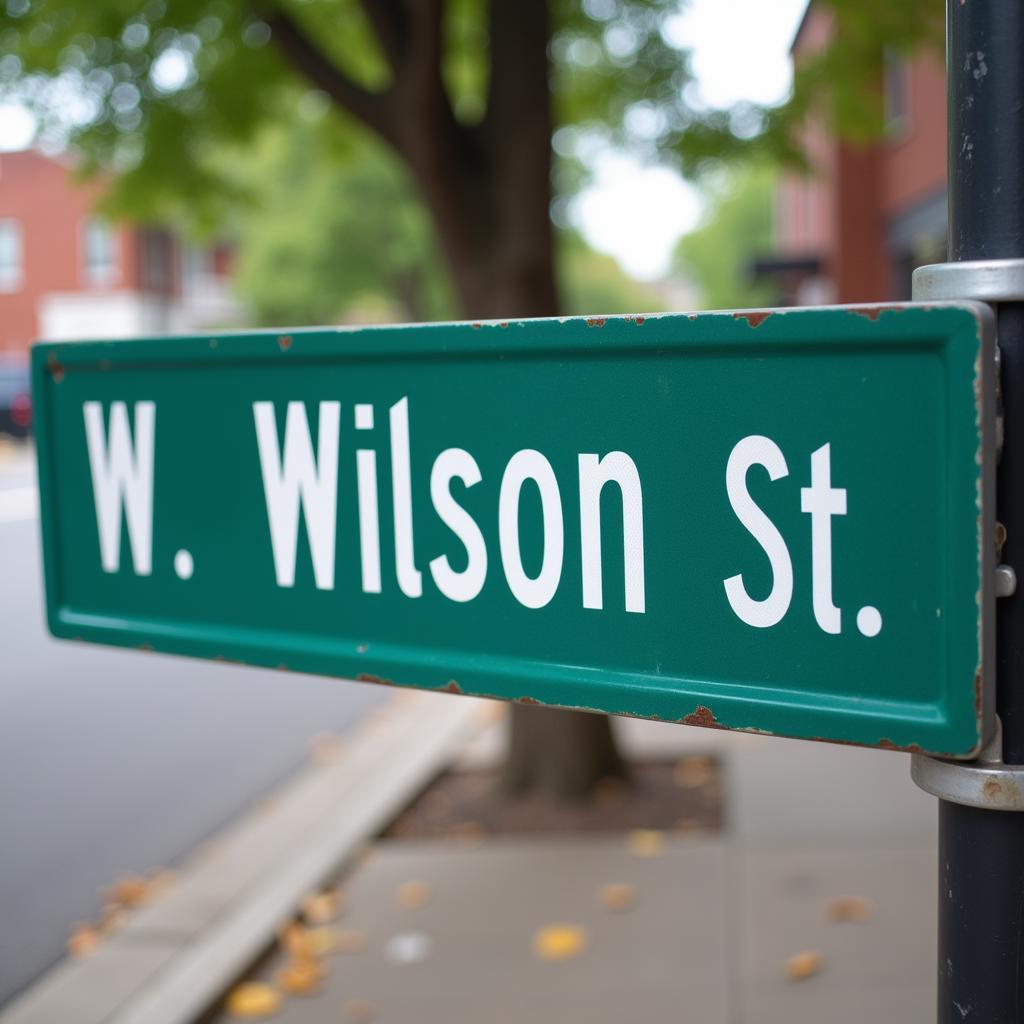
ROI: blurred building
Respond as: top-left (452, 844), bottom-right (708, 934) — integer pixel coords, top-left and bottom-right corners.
top-left (757, 2), bottom-right (947, 305)
top-left (0, 150), bottom-right (242, 358)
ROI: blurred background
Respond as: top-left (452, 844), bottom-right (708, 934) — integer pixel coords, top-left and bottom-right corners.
top-left (0, 1), bottom-right (951, 1021)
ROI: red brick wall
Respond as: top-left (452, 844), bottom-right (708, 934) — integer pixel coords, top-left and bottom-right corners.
top-left (0, 151), bottom-right (136, 357)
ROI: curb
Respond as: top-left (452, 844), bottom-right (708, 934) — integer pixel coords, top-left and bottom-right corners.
top-left (1, 690), bottom-right (488, 1024)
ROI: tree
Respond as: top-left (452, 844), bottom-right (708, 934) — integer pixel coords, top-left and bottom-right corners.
top-left (1, 0), bottom-right (940, 799)
top-left (673, 162), bottom-right (776, 311)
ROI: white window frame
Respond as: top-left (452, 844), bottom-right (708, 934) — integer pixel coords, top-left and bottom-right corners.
top-left (0, 218), bottom-right (24, 294)
top-left (81, 216), bottom-right (120, 288)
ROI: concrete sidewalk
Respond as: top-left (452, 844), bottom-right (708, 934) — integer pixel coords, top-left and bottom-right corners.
top-left (210, 712), bottom-right (937, 1023)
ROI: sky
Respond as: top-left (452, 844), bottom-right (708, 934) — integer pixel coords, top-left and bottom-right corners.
top-left (0, 0), bottom-right (809, 281)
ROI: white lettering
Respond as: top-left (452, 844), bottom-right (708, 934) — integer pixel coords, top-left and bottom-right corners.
top-left (390, 397), bottom-right (422, 598)
top-left (800, 442), bottom-right (846, 634)
top-left (723, 435), bottom-right (792, 628)
top-left (499, 449), bottom-right (563, 609)
top-left (83, 400), bottom-right (155, 575)
top-left (578, 452), bottom-right (645, 613)
top-left (429, 448), bottom-right (487, 602)
top-left (253, 400), bottom-right (340, 590)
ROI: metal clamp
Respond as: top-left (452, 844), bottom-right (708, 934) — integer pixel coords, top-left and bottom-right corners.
top-left (913, 258), bottom-right (1024, 303)
top-left (911, 722), bottom-right (1024, 811)
top-left (910, 259), bottom-right (1024, 809)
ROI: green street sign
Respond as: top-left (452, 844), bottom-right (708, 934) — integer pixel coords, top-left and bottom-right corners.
top-left (32, 303), bottom-right (995, 756)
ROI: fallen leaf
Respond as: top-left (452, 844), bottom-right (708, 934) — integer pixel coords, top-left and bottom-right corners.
top-left (224, 982), bottom-right (282, 1018)
top-left (627, 829), bottom-right (666, 858)
top-left (277, 956), bottom-right (327, 995)
top-left (105, 875), bottom-right (148, 908)
top-left (67, 924), bottom-right (101, 958)
top-left (396, 880), bottom-right (430, 909)
top-left (533, 924), bottom-right (588, 961)
top-left (674, 755), bottom-right (714, 789)
top-left (301, 887), bottom-right (343, 924)
top-left (599, 883), bottom-right (636, 911)
top-left (826, 895), bottom-right (875, 923)
top-left (342, 998), bottom-right (377, 1022)
top-left (785, 950), bottom-right (823, 981)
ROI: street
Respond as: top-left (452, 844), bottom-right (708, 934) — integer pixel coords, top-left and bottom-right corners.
top-left (0, 443), bottom-right (385, 1006)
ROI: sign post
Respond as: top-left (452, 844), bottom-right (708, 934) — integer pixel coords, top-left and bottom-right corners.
top-left (908, 3), bottom-right (1024, 1021)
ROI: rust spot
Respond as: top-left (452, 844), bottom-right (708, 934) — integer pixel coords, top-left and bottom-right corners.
top-left (138, 643), bottom-right (154, 652)
top-left (733, 311), bottom-right (771, 329)
top-left (983, 779), bottom-right (1003, 801)
top-left (517, 696), bottom-right (540, 705)
top-left (48, 354), bottom-right (64, 382)
top-left (276, 662), bottom-right (289, 671)
top-left (680, 705), bottom-right (720, 728)
top-left (850, 304), bottom-right (906, 322)
top-left (687, 313), bottom-right (698, 321)
top-left (442, 680), bottom-right (462, 694)
top-left (498, 322), bottom-right (509, 329)
top-left (586, 318), bottom-right (606, 328)
top-left (357, 672), bottom-right (395, 687)
top-left (471, 322), bottom-right (482, 329)
top-left (634, 316), bottom-right (645, 325)
top-left (278, 334), bottom-right (293, 351)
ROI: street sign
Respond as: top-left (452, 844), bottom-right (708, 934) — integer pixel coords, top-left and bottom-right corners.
top-left (32, 303), bottom-right (995, 756)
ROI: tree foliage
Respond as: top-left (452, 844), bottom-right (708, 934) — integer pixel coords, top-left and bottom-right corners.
top-left (0, 0), bottom-right (941, 230)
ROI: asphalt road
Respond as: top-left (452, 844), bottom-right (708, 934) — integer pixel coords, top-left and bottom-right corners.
top-left (0, 443), bottom-right (386, 1006)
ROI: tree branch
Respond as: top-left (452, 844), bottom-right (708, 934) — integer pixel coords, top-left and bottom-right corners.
top-left (357, 0), bottom-right (408, 72)
top-left (262, 5), bottom-right (396, 144)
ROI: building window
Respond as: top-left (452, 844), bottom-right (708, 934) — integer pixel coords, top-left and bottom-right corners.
top-left (0, 219), bottom-right (23, 293)
top-left (82, 217), bottom-right (119, 286)
top-left (884, 51), bottom-right (912, 138)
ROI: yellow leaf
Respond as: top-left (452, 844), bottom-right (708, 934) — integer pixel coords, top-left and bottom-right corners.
top-left (627, 829), bottom-right (665, 858)
top-left (533, 924), bottom-right (588, 962)
top-left (826, 895), bottom-right (875, 923)
top-left (224, 982), bottom-right (282, 1018)
top-left (67, 924), bottom-right (101, 958)
top-left (301, 886), bottom-right (343, 924)
top-left (785, 950), bottom-right (823, 981)
top-left (276, 956), bottom-right (327, 996)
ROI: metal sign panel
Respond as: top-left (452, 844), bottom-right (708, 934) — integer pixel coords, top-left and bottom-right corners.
top-left (32, 304), bottom-right (995, 755)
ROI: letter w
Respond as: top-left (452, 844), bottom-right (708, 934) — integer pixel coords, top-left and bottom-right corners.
top-left (83, 401), bottom-right (156, 575)
top-left (254, 401), bottom-right (340, 590)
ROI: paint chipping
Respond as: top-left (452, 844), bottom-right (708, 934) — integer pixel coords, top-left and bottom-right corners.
top-left (681, 705), bottom-right (720, 728)
top-left (733, 311), bottom-right (771, 328)
top-left (586, 318), bottom-right (607, 328)
top-left (442, 680), bottom-right (463, 694)
top-left (357, 673), bottom-right (395, 687)
top-left (517, 696), bottom-right (540, 705)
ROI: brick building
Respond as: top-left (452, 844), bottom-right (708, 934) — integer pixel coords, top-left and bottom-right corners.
top-left (759, 3), bottom-right (947, 305)
top-left (0, 149), bottom-right (241, 359)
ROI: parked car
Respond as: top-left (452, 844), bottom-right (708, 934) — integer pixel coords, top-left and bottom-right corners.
top-left (0, 359), bottom-right (32, 439)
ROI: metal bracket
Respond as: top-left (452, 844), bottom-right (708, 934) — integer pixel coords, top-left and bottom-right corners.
top-left (909, 260), bottom-right (1024, 808)
top-left (913, 258), bottom-right (1024, 304)
top-left (911, 721), bottom-right (1024, 811)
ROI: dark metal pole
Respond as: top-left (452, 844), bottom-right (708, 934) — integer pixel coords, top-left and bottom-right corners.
top-left (940, 2), bottom-right (1024, 1021)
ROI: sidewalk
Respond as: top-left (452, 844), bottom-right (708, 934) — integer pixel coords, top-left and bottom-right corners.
top-left (208, 712), bottom-right (937, 1023)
